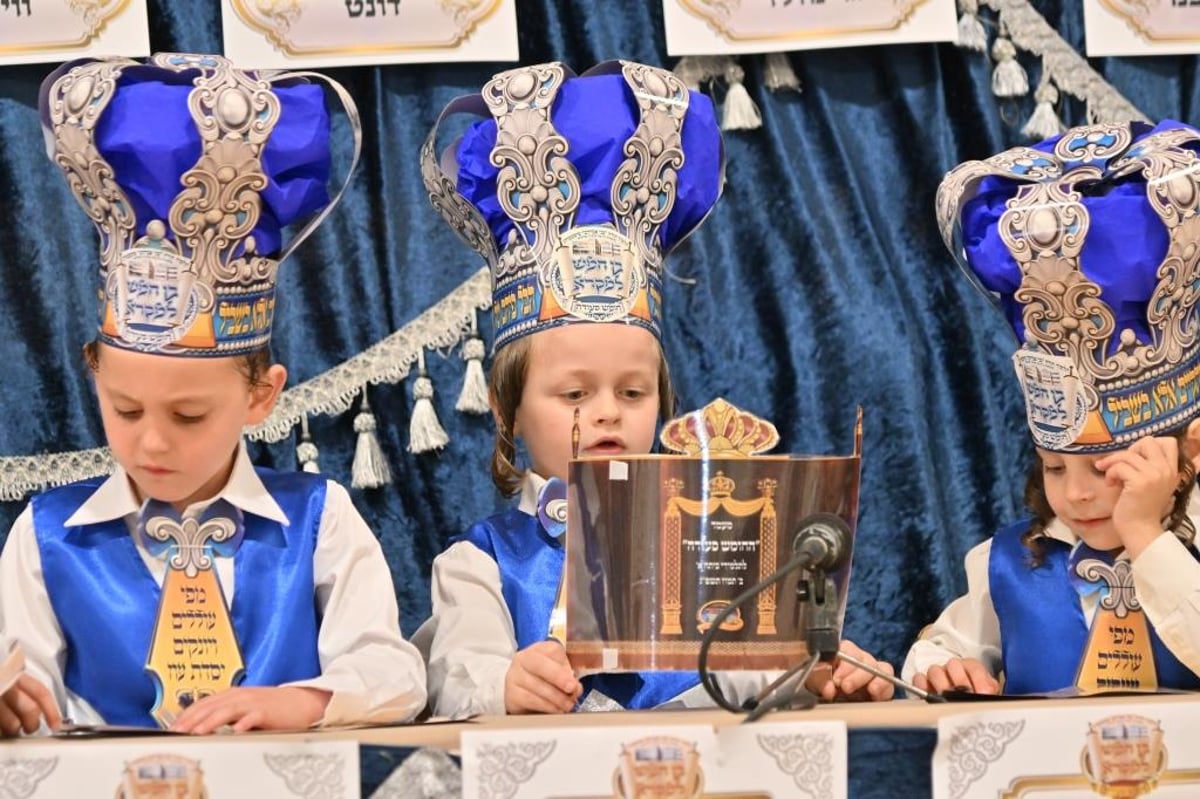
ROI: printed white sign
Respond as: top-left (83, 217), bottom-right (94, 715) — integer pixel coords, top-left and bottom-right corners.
top-left (934, 700), bottom-right (1200, 798)
top-left (220, 0), bottom-right (518, 69)
top-left (664, 0), bottom-right (957, 56)
top-left (462, 720), bottom-right (847, 798)
top-left (0, 0), bottom-right (149, 67)
top-left (1084, 0), bottom-right (1200, 57)
top-left (0, 738), bottom-right (359, 798)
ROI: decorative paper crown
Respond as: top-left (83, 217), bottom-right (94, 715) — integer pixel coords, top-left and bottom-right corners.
top-left (40, 53), bottom-right (357, 357)
top-left (659, 397), bottom-right (779, 457)
top-left (421, 61), bottom-right (724, 350)
top-left (937, 120), bottom-right (1200, 452)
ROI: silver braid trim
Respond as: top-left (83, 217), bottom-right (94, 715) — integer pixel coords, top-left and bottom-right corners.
top-left (980, 0), bottom-right (1148, 124)
top-left (0, 268), bottom-right (491, 499)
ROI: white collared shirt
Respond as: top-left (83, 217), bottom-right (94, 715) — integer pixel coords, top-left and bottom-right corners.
top-left (412, 472), bottom-right (779, 718)
top-left (0, 443), bottom-right (427, 729)
top-left (902, 498), bottom-right (1200, 685)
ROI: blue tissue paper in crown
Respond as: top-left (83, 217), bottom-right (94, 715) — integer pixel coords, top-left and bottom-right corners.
top-left (936, 120), bottom-right (1200, 452)
top-left (421, 61), bottom-right (724, 350)
top-left (41, 53), bottom-right (347, 356)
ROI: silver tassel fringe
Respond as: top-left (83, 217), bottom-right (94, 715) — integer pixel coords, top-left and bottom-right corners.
top-left (1022, 76), bottom-right (1065, 140)
top-left (455, 317), bottom-right (490, 415)
top-left (296, 415), bottom-right (320, 474)
top-left (990, 36), bottom-right (1028, 98)
top-left (721, 59), bottom-right (761, 131)
top-left (957, 0), bottom-right (988, 52)
top-left (351, 388), bottom-right (392, 489)
top-left (409, 350), bottom-right (449, 454)
top-left (763, 52), bottom-right (801, 93)
top-left (672, 55), bottom-right (707, 91)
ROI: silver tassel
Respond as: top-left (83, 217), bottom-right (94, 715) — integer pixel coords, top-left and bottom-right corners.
top-left (455, 316), bottom-right (490, 415)
top-left (296, 415), bottom-right (320, 474)
top-left (956, 0), bottom-right (987, 52)
top-left (990, 36), bottom-right (1028, 98)
top-left (351, 388), bottom-right (392, 489)
top-left (1022, 76), bottom-right (1065, 140)
top-left (721, 59), bottom-right (762, 131)
top-left (763, 52), bottom-right (801, 93)
top-left (673, 55), bottom-right (707, 91)
top-left (408, 350), bottom-right (449, 454)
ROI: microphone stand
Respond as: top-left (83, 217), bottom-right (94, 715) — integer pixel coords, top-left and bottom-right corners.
top-left (698, 512), bottom-right (947, 718)
top-left (742, 560), bottom-right (842, 722)
top-left (697, 514), bottom-right (849, 717)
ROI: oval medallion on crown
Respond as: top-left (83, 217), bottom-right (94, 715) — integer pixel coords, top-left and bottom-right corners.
top-left (548, 225), bottom-right (644, 323)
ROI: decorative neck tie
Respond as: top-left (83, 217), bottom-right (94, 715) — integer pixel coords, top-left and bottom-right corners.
top-left (1070, 542), bottom-right (1157, 693)
top-left (537, 477), bottom-right (568, 540)
top-left (539, 477), bottom-right (569, 644)
top-left (141, 499), bottom-right (246, 727)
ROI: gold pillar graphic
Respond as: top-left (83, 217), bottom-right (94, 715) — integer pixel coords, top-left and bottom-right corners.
top-left (661, 478), bottom-right (685, 636)
top-left (755, 478), bottom-right (778, 635)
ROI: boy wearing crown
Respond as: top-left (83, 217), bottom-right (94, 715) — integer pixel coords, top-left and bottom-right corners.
top-left (416, 61), bottom-right (895, 717)
top-left (0, 54), bottom-right (426, 735)
top-left (904, 121), bottom-right (1200, 696)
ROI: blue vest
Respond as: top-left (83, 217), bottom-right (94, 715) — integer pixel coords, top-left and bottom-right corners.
top-left (989, 519), bottom-right (1200, 695)
top-left (32, 469), bottom-right (325, 727)
top-left (455, 508), bottom-right (700, 710)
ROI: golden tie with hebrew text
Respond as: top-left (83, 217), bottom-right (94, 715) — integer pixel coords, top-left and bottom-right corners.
top-left (1074, 559), bottom-right (1157, 693)
top-left (142, 512), bottom-right (245, 727)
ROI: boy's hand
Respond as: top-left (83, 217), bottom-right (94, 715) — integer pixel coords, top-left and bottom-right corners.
top-left (912, 657), bottom-right (1000, 695)
top-left (805, 640), bottom-right (895, 702)
top-left (504, 641), bottom-right (582, 714)
top-left (0, 675), bottom-right (61, 736)
top-left (1096, 436), bottom-right (1180, 558)
top-left (169, 686), bottom-right (331, 735)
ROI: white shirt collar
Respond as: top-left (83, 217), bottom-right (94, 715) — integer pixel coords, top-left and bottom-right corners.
top-left (517, 471), bottom-right (548, 516)
top-left (1041, 516), bottom-right (1078, 547)
top-left (1038, 519), bottom-right (1130, 564)
top-left (63, 441), bottom-right (289, 527)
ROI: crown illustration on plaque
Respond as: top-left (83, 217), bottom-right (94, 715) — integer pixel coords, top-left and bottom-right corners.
top-left (937, 121), bottom-right (1200, 452)
top-left (613, 736), bottom-right (704, 799)
top-left (41, 53), bottom-right (356, 356)
top-left (421, 60), bottom-right (725, 350)
top-left (1082, 715), bottom-right (1166, 797)
top-left (660, 397), bottom-right (780, 457)
top-left (118, 754), bottom-right (205, 799)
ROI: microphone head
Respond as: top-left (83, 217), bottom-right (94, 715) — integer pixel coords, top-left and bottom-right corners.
top-left (792, 513), bottom-right (850, 571)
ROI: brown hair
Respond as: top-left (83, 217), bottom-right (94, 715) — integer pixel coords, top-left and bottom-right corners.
top-left (83, 340), bottom-right (275, 388)
top-left (1021, 431), bottom-right (1196, 566)
top-left (488, 332), bottom-right (676, 496)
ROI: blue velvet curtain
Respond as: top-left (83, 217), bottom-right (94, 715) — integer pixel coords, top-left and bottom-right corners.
top-left (1, 0), bottom-right (1197, 673)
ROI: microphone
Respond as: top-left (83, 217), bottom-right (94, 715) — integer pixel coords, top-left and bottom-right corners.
top-left (791, 514), bottom-right (850, 571)
top-left (789, 514), bottom-right (851, 664)
top-left (697, 513), bottom-right (855, 715)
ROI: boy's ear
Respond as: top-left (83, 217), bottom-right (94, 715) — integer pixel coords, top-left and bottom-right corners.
top-left (245, 364), bottom-right (288, 425)
top-left (1186, 417), bottom-right (1200, 470)
top-left (490, 390), bottom-right (519, 438)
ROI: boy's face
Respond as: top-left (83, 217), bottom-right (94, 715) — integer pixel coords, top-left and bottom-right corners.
top-left (514, 323), bottom-right (661, 483)
top-left (92, 343), bottom-right (285, 512)
top-left (1036, 447), bottom-right (1171, 550)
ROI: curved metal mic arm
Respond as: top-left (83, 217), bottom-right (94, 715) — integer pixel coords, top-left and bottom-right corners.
top-left (697, 513), bottom-right (852, 716)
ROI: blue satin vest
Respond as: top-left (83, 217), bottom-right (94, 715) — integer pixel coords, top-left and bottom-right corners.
top-left (989, 519), bottom-right (1200, 695)
top-left (455, 508), bottom-right (700, 710)
top-left (32, 469), bottom-right (325, 727)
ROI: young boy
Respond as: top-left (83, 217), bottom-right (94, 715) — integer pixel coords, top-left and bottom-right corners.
top-left (416, 60), bottom-right (894, 717)
top-left (0, 53), bottom-right (426, 735)
top-left (906, 120), bottom-right (1200, 695)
